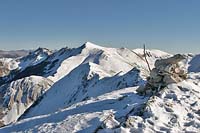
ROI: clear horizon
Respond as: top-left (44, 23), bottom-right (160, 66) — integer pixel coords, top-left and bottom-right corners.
top-left (0, 0), bottom-right (200, 54)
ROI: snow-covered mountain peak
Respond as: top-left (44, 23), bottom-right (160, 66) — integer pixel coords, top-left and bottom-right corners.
top-left (32, 47), bottom-right (52, 55)
top-left (18, 47), bottom-right (52, 70)
top-left (81, 42), bottom-right (105, 50)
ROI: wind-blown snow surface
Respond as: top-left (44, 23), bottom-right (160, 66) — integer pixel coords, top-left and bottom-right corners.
top-left (0, 42), bottom-right (199, 132)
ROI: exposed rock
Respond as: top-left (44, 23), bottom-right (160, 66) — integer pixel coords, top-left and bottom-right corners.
top-left (101, 114), bottom-right (120, 129)
top-left (0, 58), bottom-right (19, 77)
top-left (154, 54), bottom-right (186, 68)
top-left (0, 76), bottom-right (53, 127)
top-left (137, 54), bottom-right (187, 95)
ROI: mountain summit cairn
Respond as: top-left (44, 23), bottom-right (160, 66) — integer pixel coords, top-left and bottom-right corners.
top-left (137, 54), bottom-right (187, 95)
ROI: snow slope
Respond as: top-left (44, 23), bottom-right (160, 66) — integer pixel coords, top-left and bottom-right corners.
top-left (21, 42), bottom-right (168, 119)
top-left (1, 75), bottom-right (200, 132)
top-left (188, 54), bottom-right (200, 72)
top-left (18, 48), bottom-right (52, 71)
top-left (0, 76), bottom-right (53, 127)
top-left (0, 86), bottom-right (148, 133)
top-left (21, 63), bottom-right (144, 118)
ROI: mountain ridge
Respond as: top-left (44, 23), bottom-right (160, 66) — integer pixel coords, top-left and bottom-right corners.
top-left (0, 42), bottom-right (199, 132)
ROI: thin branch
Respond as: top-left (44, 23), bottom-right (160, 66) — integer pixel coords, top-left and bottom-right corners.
top-left (143, 44), bottom-right (151, 72)
top-left (129, 49), bottom-right (145, 62)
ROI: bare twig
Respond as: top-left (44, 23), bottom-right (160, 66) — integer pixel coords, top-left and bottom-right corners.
top-left (129, 49), bottom-right (145, 62)
top-left (143, 44), bottom-right (151, 72)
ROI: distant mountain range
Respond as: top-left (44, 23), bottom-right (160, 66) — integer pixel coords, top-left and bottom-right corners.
top-left (0, 42), bottom-right (199, 133)
top-left (0, 50), bottom-right (29, 58)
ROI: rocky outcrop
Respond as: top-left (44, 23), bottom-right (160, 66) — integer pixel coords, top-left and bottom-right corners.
top-left (0, 76), bottom-right (53, 127)
top-left (0, 58), bottom-right (19, 77)
top-left (137, 54), bottom-right (187, 95)
top-left (0, 61), bottom-right (9, 77)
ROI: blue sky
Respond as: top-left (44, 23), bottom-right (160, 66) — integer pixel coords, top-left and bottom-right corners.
top-left (0, 0), bottom-right (199, 53)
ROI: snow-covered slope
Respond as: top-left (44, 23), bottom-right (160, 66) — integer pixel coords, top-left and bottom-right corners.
top-left (20, 42), bottom-right (169, 119)
top-left (0, 76), bottom-right (53, 127)
top-left (21, 63), bottom-right (144, 118)
top-left (18, 47), bottom-right (52, 71)
top-left (0, 87), bottom-right (148, 133)
top-left (131, 80), bottom-right (200, 133)
top-left (1, 42), bottom-right (199, 132)
top-left (188, 54), bottom-right (200, 72)
top-left (2, 77), bottom-right (200, 132)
